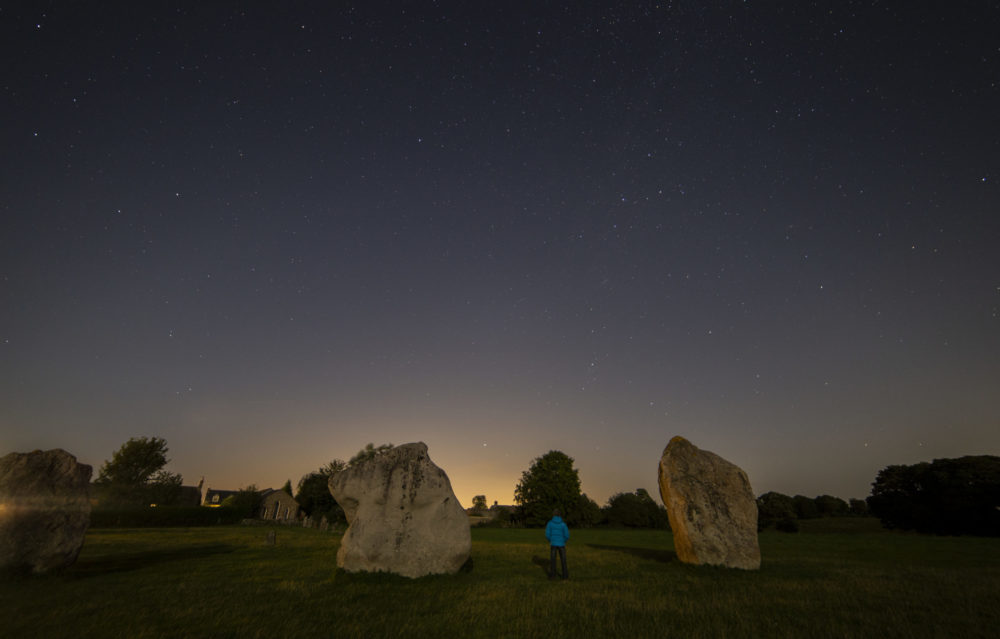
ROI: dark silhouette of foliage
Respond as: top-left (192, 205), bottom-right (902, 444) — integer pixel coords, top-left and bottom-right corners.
top-left (296, 459), bottom-right (347, 523)
top-left (221, 485), bottom-right (264, 518)
top-left (604, 489), bottom-right (669, 528)
top-left (471, 495), bottom-right (488, 512)
top-left (514, 450), bottom-right (583, 527)
top-left (145, 470), bottom-right (183, 506)
top-left (281, 479), bottom-right (293, 496)
top-left (868, 456), bottom-right (1000, 535)
top-left (792, 494), bottom-right (820, 519)
top-left (94, 437), bottom-right (182, 507)
top-left (848, 498), bottom-right (869, 516)
top-left (97, 436), bottom-right (170, 486)
top-left (757, 491), bottom-right (796, 530)
top-left (775, 517), bottom-right (799, 533)
top-left (576, 493), bottom-right (605, 527)
top-left (815, 494), bottom-right (850, 517)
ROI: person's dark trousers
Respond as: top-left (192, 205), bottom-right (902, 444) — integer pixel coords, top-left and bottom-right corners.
top-left (550, 545), bottom-right (568, 579)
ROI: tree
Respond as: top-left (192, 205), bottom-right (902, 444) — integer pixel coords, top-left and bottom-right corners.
top-left (604, 489), bottom-right (669, 528)
top-left (792, 494), bottom-right (820, 520)
top-left (97, 436), bottom-right (170, 486)
top-left (576, 493), bottom-right (605, 527)
top-left (95, 436), bottom-right (180, 507)
top-left (223, 484), bottom-right (263, 518)
top-left (866, 463), bottom-right (927, 531)
top-left (756, 492), bottom-right (797, 531)
top-left (146, 470), bottom-right (183, 506)
top-left (868, 456), bottom-right (1000, 535)
top-left (471, 495), bottom-right (488, 513)
top-left (281, 479), bottom-right (293, 496)
top-left (296, 459), bottom-right (347, 523)
top-left (814, 494), bottom-right (850, 517)
top-left (514, 450), bottom-right (583, 527)
top-left (848, 498), bottom-right (869, 517)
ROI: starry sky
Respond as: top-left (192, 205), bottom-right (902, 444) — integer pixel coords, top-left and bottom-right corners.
top-left (3, 2), bottom-right (998, 508)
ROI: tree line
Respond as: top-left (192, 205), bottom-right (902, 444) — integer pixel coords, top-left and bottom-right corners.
top-left (756, 492), bottom-right (869, 532)
top-left (90, 438), bottom-right (1000, 536)
top-left (866, 455), bottom-right (1000, 536)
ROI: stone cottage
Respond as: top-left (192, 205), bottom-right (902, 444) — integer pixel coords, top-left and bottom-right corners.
top-left (259, 488), bottom-right (299, 521)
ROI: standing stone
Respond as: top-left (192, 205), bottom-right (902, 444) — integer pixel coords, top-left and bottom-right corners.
top-left (329, 442), bottom-right (471, 578)
top-left (658, 436), bottom-right (760, 570)
top-left (0, 449), bottom-right (93, 574)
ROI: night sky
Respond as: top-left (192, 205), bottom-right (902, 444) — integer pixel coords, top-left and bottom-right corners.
top-left (3, 2), bottom-right (998, 507)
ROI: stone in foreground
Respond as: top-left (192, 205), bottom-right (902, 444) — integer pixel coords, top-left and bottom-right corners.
top-left (0, 449), bottom-right (93, 574)
top-left (329, 442), bottom-right (471, 578)
top-left (658, 436), bottom-right (760, 570)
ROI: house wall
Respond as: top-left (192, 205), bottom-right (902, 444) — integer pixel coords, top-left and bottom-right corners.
top-left (260, 491), bottom-right (299, 521)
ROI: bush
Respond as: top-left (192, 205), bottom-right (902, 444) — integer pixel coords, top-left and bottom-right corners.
top-left (775, 517), bottom-right (800, 533)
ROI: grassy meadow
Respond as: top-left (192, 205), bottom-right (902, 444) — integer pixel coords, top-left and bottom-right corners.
top-left (3, 519), bottom-right (998, 638)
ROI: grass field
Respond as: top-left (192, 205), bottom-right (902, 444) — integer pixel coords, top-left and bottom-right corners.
top-left (3, 519), bottom-right (999, 638)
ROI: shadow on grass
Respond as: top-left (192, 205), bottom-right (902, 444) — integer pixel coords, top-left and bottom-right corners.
top-left (586, 544), bottom-right (675, 563)
top-left (69, 543), bottom-right (237, 579)
top-left (332, 556), bottom-right (474, 584)
top-left (531, 555), bottom-right (552, 577)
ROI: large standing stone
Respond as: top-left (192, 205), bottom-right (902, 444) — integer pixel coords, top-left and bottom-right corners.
top-left (0, 449), bottom-right (93, 574)
top-left (658, 436), bottom-right (760, 570)
top-left (328, 442), bottom-right (470, 578)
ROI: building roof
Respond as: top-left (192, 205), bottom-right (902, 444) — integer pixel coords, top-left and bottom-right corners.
top-left (203, 488), bottom-right (239, 506)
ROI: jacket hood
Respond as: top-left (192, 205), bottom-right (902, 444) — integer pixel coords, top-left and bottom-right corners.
top-left (551, 516), bottom-right (564, 523)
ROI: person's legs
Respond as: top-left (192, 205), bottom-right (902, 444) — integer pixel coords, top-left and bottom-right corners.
top-left (550, 545), bottom-right (558, 578)
top-left (558, 545), bottom-right (568, 579)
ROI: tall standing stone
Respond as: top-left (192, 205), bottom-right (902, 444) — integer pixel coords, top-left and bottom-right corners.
top-left (329, 442), bottom-right (470, 578)
top-left (658, 436), bottom-right (760, 570)
top-left (0, 449), bottom-right (93, 574)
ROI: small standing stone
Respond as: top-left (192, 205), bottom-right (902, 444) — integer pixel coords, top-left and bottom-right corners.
top-left (658, 436), bottom-right (761, 570)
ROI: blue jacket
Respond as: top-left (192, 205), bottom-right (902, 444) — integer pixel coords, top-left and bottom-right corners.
top-left (545, 516), bottom-right (570, 547)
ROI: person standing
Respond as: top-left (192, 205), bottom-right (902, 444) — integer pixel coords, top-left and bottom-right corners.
top-left (545, 508), bottom-right (570, 580)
